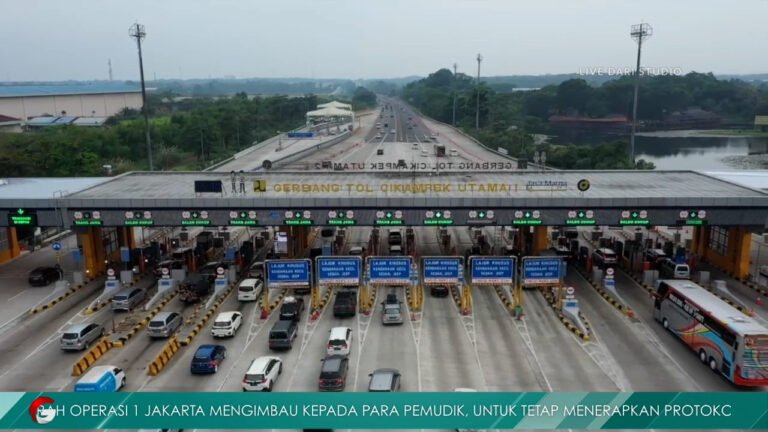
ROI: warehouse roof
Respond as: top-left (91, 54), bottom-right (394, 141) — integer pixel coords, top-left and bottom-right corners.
top-left (0, 83), bottom-right (141, 98)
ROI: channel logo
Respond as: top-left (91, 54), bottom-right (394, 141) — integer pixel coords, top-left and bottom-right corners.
top-left (29, 396), bottom-right (57, 425)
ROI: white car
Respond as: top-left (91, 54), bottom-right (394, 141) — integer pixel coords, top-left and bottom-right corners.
top-left (211, 311), bottom-right (242, 337)
top-left (242, 356), bottom-right (282, 392)
top-left (326, 326), bottom-right (353, 356)
top-left (238, 278), bottom-right (263, 302)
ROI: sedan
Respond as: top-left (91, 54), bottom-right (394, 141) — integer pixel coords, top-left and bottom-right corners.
top-left (430, 286), bottom-right (450, 297)
top-left (28, 266), bottom-right (60, 286)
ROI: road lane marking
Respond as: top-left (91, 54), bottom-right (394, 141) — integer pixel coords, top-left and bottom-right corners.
top-left (6, 290), bottom-right (28, 302)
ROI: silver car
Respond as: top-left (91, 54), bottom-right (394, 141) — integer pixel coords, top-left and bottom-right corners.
top-left (111, 287), bottom-right (146, 311)
top-left (147, 311), bottom-right (183, 338)
top-left (60, 323), bottom-right (104, 351)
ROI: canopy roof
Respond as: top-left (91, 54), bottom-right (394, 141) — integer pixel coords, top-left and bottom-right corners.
top-left (317, 101), bottom-right (352, 110)
top-left (306, 106), bottom-right (354, 117)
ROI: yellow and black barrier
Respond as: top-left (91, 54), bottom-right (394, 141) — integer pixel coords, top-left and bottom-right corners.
top-left (179, 285), bottom-right (236, 346)
top-left (361, 285), bottom-right (377, 314)
top-left (111, 291), bottom-right (177, 347)
top-left (267, 288), bottom-right (287, 312)
top-left (450, 284), bottom-right (462, 310)
top-left (538, 287), bottom-right (592, 341)
top-left (493, 285), bottom-right (515, 312)
top-left (71, 337), bottom-right (113, 376)
top-left (312, 286), bottom-right (333, 313)
top-left (147, 336), bottom-right (181, 376)
top-left (575, 266), bottom-right (635, 318)
top-left (30, 275), bottom-right (100, 315)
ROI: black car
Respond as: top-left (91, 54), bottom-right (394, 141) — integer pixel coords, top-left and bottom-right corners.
top-left (333, 290), bottom-right (357, 317)
top-left (430, 285), bottom-right (450, 297)
top-left (153, 260), bottom-right (184, 278)
top-left (28, 266), bottom-right (60, 286)
top-left (279, 296), bottom-right (305, 321)
top-left (318, 355), bottom-right (349, 392)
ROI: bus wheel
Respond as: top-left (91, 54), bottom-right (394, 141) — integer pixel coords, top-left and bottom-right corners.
top-left (662, 318), bottom-right (669, 330)
top-left (709, 357), bottom-right (718, 371)
top-left (699, 350), bottom-right (707, 363)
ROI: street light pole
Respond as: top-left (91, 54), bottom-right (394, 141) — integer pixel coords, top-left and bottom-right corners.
top-left (629, 23), bottom-right (653, 167)
top-left (475, 54), bottom-right (483, 130)
top-left (452, 63), bottom-right (458, 126)
top-left (129, 23), bottom-right (153, 171)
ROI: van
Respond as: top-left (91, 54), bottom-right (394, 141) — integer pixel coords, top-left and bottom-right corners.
top-left (238, 278), bottom-right (263, 301)
top-left (60, 323), bottom-right (104, 351)
top-left (660, 259), bottom-right (690, 279)
top-left (389, 245), bottom-right (403, 256)
top-left (388, 231), bottom-right (402, 245)
top-left (333, 290), bottom-right (357, 317)
top-left (269, 320), bottom-right (298, 350)
top-left (592, 248), bottom-right (618, 268)
top-left (74, 365), bottom-right (125, 392)
top-left (348, 246), bottom-right (364, 256)
top-left (242, 356), bottom-right (282, 392)
top-left (146, 312), bottom-right (182, 338)
top-left (111, 287), bottom-right (145, 311)
top-left (327, 327), bottom-right (353, 356)
top-left (645, 249), bottom-right (667, 264)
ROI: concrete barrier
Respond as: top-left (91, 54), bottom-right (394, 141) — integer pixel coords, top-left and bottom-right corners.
top-left (147, 337), bottom-right (181, 376)
top-left (71, 337), bottom-right (112, 376)
top-left (258, 131), bottom-right (352, 170)
top-left (29, 276), bottom-right (98, 315)
top-left (538, 287), bottom-right (592, 341)
top-left (179, 284), bottom-right (236, 346)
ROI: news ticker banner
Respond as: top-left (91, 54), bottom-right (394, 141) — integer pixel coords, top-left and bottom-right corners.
top-left (1, 392), bottom-right (766, 429)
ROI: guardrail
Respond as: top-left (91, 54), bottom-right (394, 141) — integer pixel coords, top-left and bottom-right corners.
top-left (254, 131), bottom-right (353, 170)
top-left (203, 124), bottom-right (306, 172)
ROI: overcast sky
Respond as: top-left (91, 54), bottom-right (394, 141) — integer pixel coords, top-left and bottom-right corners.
top-left (1, 0), bottom-right (767, 82)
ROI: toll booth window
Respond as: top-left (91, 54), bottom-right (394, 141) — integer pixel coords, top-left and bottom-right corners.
top-left (707, 227), bottom-right (728, 256)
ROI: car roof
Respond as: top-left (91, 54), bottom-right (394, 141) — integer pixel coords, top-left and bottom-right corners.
top-left (597, 248), bottom-right (616, 254)
top-left (369, 368), bottom-right (398, 389)
top-left (321, 355), bottom-right (345, 371)
top-left (215, 311), bottom-right (239, 321)
top-left (151, 311), bottom-right (176, 321)
top-left (330, 326), bottom-right (350, 338)
top-left (247, 356), bottom-right (279, 373)
top-left (454, 387), bottom-right (478, 392)
top-left (284, 296), bottom-right (299, 303)
top-left (64, 323), bottom-right (93, 333)
top-left (195, 344), bottom-right (222, 355)
top-left (239, 278), bottom-right (260, 287)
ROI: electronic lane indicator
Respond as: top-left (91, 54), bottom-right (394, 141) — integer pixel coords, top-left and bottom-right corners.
top-left (423, 210), bottom-right (454, 226)
top-left (422, 257), bottom-right (463, 284)
top-left (73, 211), bottom-right (103, 226)
top-left (512, 210), bottom-right (542, 226)
top-left (470, 256), bottom-right (515, 285)
top-left (316, 256), bottom-right (362, 285)
top-left (8, 208), bottom-right (37, 227)
top-left (181, 210), bottom-right (211, 226)
top-left (565, 209), bottom-right (596, 226)
top-left (522, 256), bottom-right (563, 286)
top-left (124, 210), bottom-right (154, 226)
top-left (265, 259), bottom-right (311, 288)
top-left (375, 210), bottom-right (405, 226)
top-left (229, 211), bottom-right (258, 226)
top-left (677, 209), bottom-right (707, 226)
top-left (619, 209), bottom-right (650, 226)
top-left (327, 210), bottom-right (357, 226)
top-left (467, 210), bottom-right (495, 226)
top-left (368, 256), bottom-right (412, 285)
top-left (284, 210), bottom-right (313, 226)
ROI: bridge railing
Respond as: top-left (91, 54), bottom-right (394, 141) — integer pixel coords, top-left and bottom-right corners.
top-left (253, 130), bottom-right (353, 170)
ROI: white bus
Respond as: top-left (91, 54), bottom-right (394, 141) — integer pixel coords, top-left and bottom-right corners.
top-left (653, 279), bottom-right (768, 386)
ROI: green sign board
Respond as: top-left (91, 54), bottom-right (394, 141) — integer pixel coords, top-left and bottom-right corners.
top-left (125, 220), bottom-right (154, 226)
top-left (423, 219), bottom-right (454, 226)
top-left (8, 209), bottom-right (37, 226)
top-left (619, 219), bottom-right (651, 226)
top-left (375, 219), bottom-right (405, 226)
top-left (285, 219), bottom-right (313, 226)
top-left (565, 219), bottom-right (597, 226)
top-left (73, 220), bottom-right (104, 226)
top-left (328, 219), bottom-right (357, 226)
top-left (512, 219), bottom-right (543, 226)
top-left (182, 219), bottom-right (211, 226)
top-left (229, 219), bottom-right (258, 226)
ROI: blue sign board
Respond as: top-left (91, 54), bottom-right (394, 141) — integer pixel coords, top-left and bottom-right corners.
top-left (422, 257), bottom-right (462, 284)
top-left (470, 257), bottom-right (515, 285)
top-left (52, 241), bottom-right (62, 251)
top-left (322, 243), bottom-right (333, 256)
top-left (369, 257), bottom-right (411, 285)
top-left (522, 257), bottom-right (562, 285)
top-left (317, 257), bottom-right (361, 285)
top-left (287, 132), bottom-right (315, 138)
top-left (266, 259), bottom-right (310, 287)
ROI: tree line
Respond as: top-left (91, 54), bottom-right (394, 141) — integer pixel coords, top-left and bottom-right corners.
top-left (0, 89), bottom-right (375, 177)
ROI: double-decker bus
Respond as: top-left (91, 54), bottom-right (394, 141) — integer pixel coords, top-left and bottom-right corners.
top-left (653, 279), bottom-right (768, 386)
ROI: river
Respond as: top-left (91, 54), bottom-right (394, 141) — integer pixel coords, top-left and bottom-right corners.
top-left (634, 132), bottom-right (768, 170)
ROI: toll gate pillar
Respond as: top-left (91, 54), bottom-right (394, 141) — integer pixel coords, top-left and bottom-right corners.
top-left (117, 227), bottom-right (136, 250)
top-left (0, 228), bottom-right (22, 263)
top-left (77, 227), bottom-right (107, 277)
top-left (729, 227), bottom-right (752, 280)
top-left (531, 226), bottom-right (549, 255)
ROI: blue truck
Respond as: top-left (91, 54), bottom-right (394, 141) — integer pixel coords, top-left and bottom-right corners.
top-left (74, 365), bottom-right (126, 392)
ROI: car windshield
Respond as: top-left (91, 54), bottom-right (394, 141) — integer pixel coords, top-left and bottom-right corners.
top-left (245, 374), bottom-right (264, 382)
top-left (281, 304), bottom-right (297, 313)
top-left (61, 333), bottom-right (78, 340)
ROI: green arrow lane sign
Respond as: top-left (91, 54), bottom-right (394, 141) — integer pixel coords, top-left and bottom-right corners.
top-left (8, 209), bottom-right (37, 226)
